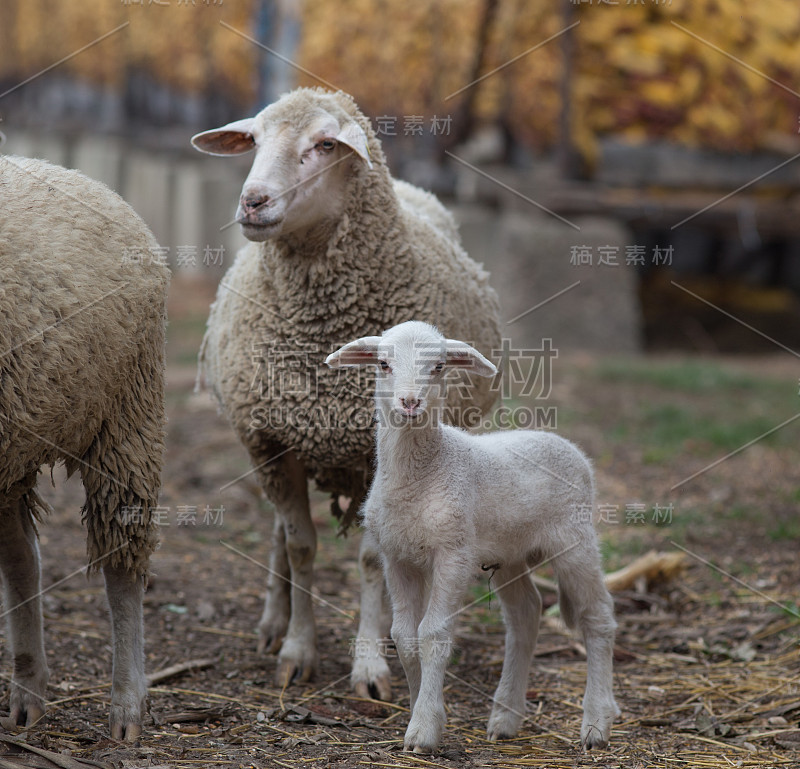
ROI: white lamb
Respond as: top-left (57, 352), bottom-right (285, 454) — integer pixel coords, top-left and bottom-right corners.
top-left (326, 321), bottom-right (619, 754)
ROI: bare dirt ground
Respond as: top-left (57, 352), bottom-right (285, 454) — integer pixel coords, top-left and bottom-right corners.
top-left (1, 275), bottom-right (799, 769)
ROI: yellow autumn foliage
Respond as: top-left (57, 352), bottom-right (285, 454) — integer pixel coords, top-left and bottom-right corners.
top-left (1, 0), bottom-right (798, 162)
top-left (0, 0), bottom-right (256, 104)
top-left (298, 0), bottom-right (800, 158)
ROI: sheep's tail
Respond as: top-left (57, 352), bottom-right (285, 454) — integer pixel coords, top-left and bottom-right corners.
top-left (20, 485), bottom-right (53, 534)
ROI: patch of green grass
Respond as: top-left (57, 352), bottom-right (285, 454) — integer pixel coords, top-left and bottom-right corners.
top-left (468, 581), bottom-right (495, 606)
top-left (772, 601), bottom-right (800, 622)
top-left (595, 358), bottom-right (784, 395)
top-left (167, 314), bottom-right (209, 366)
top-left (638, 403), bottom-right (790, 461)
top-left (599, 534), bottom-right (653, 571)
top-left (767, 518), bottom-right (800, 541)
top-left (588, 357), bottom-right (796, 462)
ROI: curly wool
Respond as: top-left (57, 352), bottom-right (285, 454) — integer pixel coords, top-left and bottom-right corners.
top-left (199, 88), bottom-right (502, 530)
top-left (0, 156), bottom-right (169, 577)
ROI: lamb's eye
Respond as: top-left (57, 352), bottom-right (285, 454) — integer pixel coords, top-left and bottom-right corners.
top-left (433, 362), bottom-right (445, 373)
top-left (379, 360), bottom-right (391, 372)
top-left (319, 139), bottom-right (336, 152)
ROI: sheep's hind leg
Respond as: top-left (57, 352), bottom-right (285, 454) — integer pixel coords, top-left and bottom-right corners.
top-left (256, 514), bottom-right (291, 654)
top-left (260, 452), bottom-right (318, 687)
top-left (0, 497), bottom-right (49, 727)
top-left (351, 528), bottom-right (393, 701)
top-left (487, 562), bottom-right (541, 741)
top-left (555, 542), bottom-right (619, 749)
top-left (103, 564), bottom-right (146, 741)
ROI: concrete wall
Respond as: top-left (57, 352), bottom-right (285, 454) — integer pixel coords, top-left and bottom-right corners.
top-left (2, 130), bottom-right (248, 275)
top-left (2, 129), bottom-right (643, 353)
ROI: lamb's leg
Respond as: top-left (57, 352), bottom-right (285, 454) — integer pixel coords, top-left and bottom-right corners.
top-left (102, 564), bottom-right (146, 741)
top-left (256, 514), bottom-right (291, 654)
top-left (487, 563), bottom-right (542, 740)
top-left (260, 452), bottom-right (318, 686)
top-left (384, 559), bottom-right (424, 711)
top-left (555, 543), bottom-right (619, 749)
top-left (351, 528), bottom-right (392, 701)
top-left (402, 558), bottom-right (468, 753)
top-left (0, 498), bottom-right (49, 726)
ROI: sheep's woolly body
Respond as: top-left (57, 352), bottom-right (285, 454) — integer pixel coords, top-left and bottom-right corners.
top-left (0, 156), bottom-right (169, 577)
top-left (199, 89), bottom-right (501, 527)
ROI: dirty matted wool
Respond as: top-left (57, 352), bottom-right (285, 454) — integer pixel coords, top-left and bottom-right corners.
top-left (0, 156), bottom-right (169, 577)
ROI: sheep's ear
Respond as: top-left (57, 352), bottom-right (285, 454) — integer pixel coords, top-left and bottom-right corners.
top-left (325, 337), bottom-right (382, 368)
top-left (191, 118), bottom-right (256, 156)
top-left (336, 122), bottom-right (373, 169)
top-left (445, 341), bottom-right (497, 378)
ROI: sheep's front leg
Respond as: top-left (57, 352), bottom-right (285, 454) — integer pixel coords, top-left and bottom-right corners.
top-left (260, 452), bottom-right (318, 686)
top-left (403, 557), bottom-right (468, 753)
top-left (487, 564), bottom-right (542, 740)
top-left (351, 528), bottom-right (392, 701)
top-left (103, 564), bottom-right (146, 741)
top-left (0, 499), bottom-right (49, 727)
top-left (256, 514), bottom-right (291, 654)
top-left (384, 559), bottom-right (424, 710)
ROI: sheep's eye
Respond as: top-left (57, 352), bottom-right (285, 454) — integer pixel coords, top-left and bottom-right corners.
top-left (433, 362), bottom-right (445, 373)
top-left (379, 360), bottom-right (391, 372)
top-left (318, 139), bottom-right (336, 152)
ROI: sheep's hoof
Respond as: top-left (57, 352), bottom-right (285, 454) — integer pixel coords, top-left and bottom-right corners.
top-left (10, 702), bottom-right (45, 728)
top-left (257, 630), bottom-right (284, 655)
top-left (354, 675), bottom-right (392, 702)
top-left (275, 657), bottom-right (315, 688)
top-left (111, 720), bottom-right (142, 742)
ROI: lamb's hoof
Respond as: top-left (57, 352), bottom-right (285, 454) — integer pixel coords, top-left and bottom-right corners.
top-left (487, 706), bottom-right (522, 741)
top-left (580, 702), bottom-right (618, 750)
top-left (404, 743), bottom-right (434, 754)
top-left (581, 725), bottom-right (609, 750)
top-left (353, 675), bottom-right (392, 702)
top-left (403, 709), bottom-right (444, 754)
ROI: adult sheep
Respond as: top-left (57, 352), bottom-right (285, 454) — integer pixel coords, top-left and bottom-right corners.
top-left (191, 87), bottom-right (502, 697)
top-left (0, 156), bottom-right (169, 739)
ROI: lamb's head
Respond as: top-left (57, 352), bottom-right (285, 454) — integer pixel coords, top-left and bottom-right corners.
top-left (191, 88), bottom-right (374, 242)
top-left (326, 321), bottom-right (496, 425)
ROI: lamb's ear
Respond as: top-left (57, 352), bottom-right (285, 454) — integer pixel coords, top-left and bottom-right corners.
top-left (336, 122), bottom-right (373, 169)
top-left (445, 341), bottom-right (497, 378)
top-left (191, 118), bottom-right (256, 156)
top-left (325, 336), bottom-right (382, 368)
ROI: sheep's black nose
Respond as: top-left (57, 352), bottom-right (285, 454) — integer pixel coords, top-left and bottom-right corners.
top-left (401, 397), bottom-right (420, 410)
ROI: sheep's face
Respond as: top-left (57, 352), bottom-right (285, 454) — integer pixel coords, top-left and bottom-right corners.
top-left (191, 98), bottom-right (372, 242)
top-left (326, 321), bottom-right (497, 425)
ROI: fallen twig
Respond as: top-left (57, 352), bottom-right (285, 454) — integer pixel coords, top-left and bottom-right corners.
top-left (147, 658), bottom-right (216, 686)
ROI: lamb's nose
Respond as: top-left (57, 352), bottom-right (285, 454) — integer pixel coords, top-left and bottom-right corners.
top-left (241, 192), bottom-right (270, 212)
top-left (400, 397), bottom-right (420, 411)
